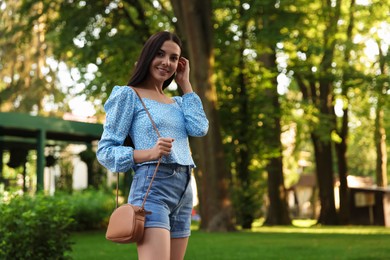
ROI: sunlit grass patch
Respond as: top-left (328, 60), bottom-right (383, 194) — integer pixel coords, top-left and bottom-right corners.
top-left (250, 218), bottom-right (390, 235)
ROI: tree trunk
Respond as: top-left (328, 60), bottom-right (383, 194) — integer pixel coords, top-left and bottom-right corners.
top-left (236, 53), bottom-right (253, 229)
top-left (334, 111), bottom-right (349, 224)
top-left (375, 102), bottom-right (387, 187)
top-left (312, 134), bottom-right (338, 224)
top-left (265, 157), bottom-right (291, 225)
top-left (171, 0), bottom-right (235, 231)
top-left (234, 12), bottom-right (256, 229)
top-left (260, 51), bottom-right (291, 225)
top-left (334, 0), bottom-right (357, 224)
top-left (263, 97), bottom-right (291, 225)
top-left (375, 43), bottom-right (388, 188)
top-left (294, 0), bottom-right (341, 225)
top-left (315, 77), bottom-right (338, 225)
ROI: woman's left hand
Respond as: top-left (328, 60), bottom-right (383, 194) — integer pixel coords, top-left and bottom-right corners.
top-left (175, 57), bottom-right (193, 94)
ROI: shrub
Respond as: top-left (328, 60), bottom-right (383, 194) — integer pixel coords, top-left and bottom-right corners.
top-left (0, 194), bottom-right (74, 260)
top-left (65, 190), bottom-right (115, 231)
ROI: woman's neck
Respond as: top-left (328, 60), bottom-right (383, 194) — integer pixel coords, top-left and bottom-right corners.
top-left (140, 78), bottom-right (164, 94)
top-left (133, 83), bottom-right (173, 104)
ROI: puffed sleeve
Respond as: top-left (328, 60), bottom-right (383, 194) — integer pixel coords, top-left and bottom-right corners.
top-left (176, 92), bottom-right (209, 137)
top-left (96, 86), bottom-right (137, 173)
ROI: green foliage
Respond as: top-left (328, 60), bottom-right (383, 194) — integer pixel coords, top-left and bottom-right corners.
top-left (56, 151), bottom-right (74, 193)
top-left (21, 0), bottom-right (176, 107)
top-left (0, 194), bottom-right (74, 260)
top-left (213, 0), bottom-right (302, 226)
top-left (60, 190), bottom-right (115, 231)
top-left (346, 89), bottom-right (376, 176)
top-left (0, 1), bottom-right (67, 114)
top-left (232, 173), bottom-right (266, 228)
top-left (0, 190), bottom-right (116, 259)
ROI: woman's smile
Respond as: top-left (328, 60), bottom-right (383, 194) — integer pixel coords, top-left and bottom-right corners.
top-left (157, 66), bottom-right (170, 74)
top-left (149, 40), bottom-right (180, 82)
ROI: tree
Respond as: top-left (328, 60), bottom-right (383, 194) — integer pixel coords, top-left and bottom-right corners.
top-left (346, 0), bottom-right (390, 188)
top-left (373, 35), bottom-right (389, 188)
top-left (365, 1), bottom-right (390, 188)
top-left (254, 0), bottom-right (294, 225)
top-left (171, 0), bottom-right (236, 231)
top-left (334, 0), bottom-right (357, 224)
top-left (334, 0), bottom-right (390, 222)
top-left (286, 0), bottom-right (390, 224)
top-left (290, 0), bottom-right (342, 224)
top-left (0, 1), bottom-right (65, 115)
top-left (212, 0), bottom-right (268, 229)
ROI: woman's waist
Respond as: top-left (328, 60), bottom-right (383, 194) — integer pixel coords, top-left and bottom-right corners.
top-left (134, 162), bottom-right (192, 173)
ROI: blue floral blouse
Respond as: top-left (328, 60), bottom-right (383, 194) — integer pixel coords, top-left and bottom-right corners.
top-left (96, 86), bottom-right (209, 173)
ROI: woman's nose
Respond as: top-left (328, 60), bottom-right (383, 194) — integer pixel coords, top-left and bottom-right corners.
top-left (162, 56), bottom-right (169, 66)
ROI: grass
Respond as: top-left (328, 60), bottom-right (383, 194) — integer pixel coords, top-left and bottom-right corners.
top-left (70, 220), bottom-right (390, 260)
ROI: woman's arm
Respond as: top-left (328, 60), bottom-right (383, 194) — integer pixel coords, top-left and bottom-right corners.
top-left (180, 93), bottom-right (209, 137)
top-left (175, 57), bottom-right (209, 137)
top-left (96, 86), bottom-right (136, 173)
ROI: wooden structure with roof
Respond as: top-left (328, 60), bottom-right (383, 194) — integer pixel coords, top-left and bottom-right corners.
top-left (0, 112), bottom-right (103, 192)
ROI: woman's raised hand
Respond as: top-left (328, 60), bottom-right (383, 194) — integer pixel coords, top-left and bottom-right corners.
top-left (175, 57), bottom-right (193, 94)
top-left (151, 137), bottom-right (174, 159)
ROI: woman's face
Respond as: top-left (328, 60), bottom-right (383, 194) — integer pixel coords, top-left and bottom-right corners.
top-left (149, 40), bottom-right (181, 83)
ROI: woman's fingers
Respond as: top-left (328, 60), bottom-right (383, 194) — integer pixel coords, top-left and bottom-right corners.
top-left (155, 138), bottom-right (174, 157)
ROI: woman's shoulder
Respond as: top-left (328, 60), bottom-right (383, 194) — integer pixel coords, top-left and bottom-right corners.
top-left (107, 85), bottom-right (138, 102)
top-left (104, 85), bottom-right (137, 109)
top-left (110, 85), bottom-right (137, 97)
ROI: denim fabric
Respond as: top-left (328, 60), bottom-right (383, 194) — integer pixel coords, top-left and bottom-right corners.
top-left (128, 163), bottom-right (193, 238)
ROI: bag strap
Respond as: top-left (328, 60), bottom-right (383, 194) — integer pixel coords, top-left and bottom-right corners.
top-left (114, 87), bottom-right (162, 211)
top-left (131, 87), bottom-right (162, 210)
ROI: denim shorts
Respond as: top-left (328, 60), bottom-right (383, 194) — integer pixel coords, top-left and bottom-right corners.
top-left (128, 163), bottom-right (193, 238)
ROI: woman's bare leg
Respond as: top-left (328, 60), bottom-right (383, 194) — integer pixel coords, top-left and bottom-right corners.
top-left (170, 237), bottom-right (189, 260)
top-left (137, 228), bottom-right (170, 260)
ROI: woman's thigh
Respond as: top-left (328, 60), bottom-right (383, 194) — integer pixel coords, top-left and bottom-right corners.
top-left (170, 237), bottom-right (189, 260)
top-left (137, 228), bottom-right (170, 260)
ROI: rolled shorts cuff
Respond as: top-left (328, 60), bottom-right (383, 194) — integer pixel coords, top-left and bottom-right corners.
top-left (144, 221), bottom-right (170, 231)
top-left (171, 229), bottom-right (191, 239)
top-left (144, 222), bottom-right (191, 238)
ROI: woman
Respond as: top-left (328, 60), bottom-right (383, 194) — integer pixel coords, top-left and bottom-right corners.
top-left (97, 31), bottom-right (209, 260)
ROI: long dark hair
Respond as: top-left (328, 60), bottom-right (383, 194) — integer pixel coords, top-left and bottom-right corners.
top-left (127, 31), bottom-right (182, 89)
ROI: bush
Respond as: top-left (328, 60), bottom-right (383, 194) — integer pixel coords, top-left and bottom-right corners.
top-left (0, 194), bottom-right (74, 260)
top-left (64, 190), bottom-right (115, 231)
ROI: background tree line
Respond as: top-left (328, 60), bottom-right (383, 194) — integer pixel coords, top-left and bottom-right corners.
top-left (1, 0), bottom-right (389, 230)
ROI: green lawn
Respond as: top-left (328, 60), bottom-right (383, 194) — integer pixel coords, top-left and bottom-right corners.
top-left (70, 222), bottom-right (390, 260)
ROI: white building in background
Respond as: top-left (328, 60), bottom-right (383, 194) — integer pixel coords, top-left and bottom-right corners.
top-left (72, 156), bottom-right (88, 190)
top-left (69, 144), bottom-right (89, 190)
top-left (43, 165), bottom-right (60, 195)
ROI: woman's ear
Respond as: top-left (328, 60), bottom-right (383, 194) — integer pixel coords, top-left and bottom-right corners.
top-left (177, 57), bottom-right (184, 72)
